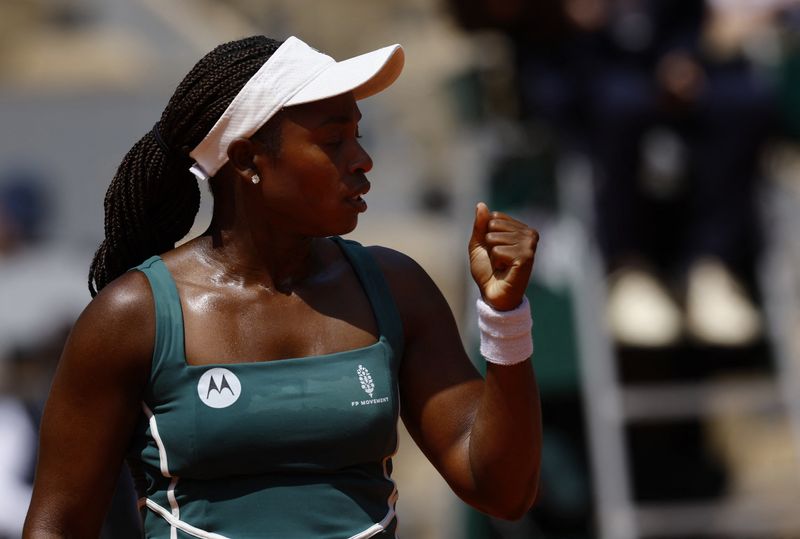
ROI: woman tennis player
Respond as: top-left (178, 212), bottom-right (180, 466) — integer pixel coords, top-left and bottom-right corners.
top-left (23, 35), bottom-right (541, 538)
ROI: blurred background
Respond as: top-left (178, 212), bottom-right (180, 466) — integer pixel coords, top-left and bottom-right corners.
top-left (2, 0), bottom-right (800, 538)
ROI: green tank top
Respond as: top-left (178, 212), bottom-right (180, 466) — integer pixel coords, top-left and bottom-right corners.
top-left (127, 237), bottom-right (404, 539)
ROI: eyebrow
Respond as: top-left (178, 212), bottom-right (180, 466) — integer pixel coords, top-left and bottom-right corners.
top-left (316, 112), bottom-right (362, 128)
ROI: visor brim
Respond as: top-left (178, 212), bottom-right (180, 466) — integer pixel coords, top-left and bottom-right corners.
top-left (285, 44), bottom-right (404, 106)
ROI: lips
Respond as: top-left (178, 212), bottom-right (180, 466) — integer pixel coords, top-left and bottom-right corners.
top-left (346, 180), bottom-right (371, 213)
top-left (347, 196), bottom-right (368, 212)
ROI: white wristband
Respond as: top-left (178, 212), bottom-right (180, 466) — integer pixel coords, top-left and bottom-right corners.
top-left (477, 296), bottom-right (533, 365)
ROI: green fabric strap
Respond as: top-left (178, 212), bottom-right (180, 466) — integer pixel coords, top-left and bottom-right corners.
top-left (133, 256), bottom-right (186, 372)
top-left (332, 237), bottom-right (404, 360)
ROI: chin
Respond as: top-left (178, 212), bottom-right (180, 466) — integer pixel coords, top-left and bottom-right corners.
top-left (310, 216), bottom-right (359, 238)
top-left (336, 217), bottom-right (359, 236)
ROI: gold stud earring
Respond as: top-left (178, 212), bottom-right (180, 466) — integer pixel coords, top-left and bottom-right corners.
top-left (251, 173), bottom-right (260, 184)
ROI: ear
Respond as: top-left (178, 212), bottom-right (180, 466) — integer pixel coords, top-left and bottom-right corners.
top-left (227, 137), bottom-right (259, 180)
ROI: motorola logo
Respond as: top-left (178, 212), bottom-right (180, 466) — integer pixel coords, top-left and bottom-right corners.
top-left (197, 368), bottom-right (241, 409)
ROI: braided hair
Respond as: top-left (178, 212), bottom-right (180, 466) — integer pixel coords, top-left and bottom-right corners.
top-left (88, 36), bottom-right (284, 297)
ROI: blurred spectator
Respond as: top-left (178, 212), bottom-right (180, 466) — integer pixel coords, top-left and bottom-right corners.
top-left (580, 0), bottom-right (776, 348)
top-left (0, 168), bottom-right (138, 537)
top-left (0, 169), bottom-right (87, 360)
top-left (0, 332), bottom-right (67, 538)
top-left (453, 0), bottom-right (781, 348)
top-left (0, 170), bottom-right (77, 537)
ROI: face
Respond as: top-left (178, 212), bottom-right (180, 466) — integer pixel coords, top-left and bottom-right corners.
top-left (252, 92), bottom-right (373, 237)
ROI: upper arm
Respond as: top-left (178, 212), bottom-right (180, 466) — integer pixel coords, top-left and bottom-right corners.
top-left (370, 247), bottom-right (484, 495)
top-left (24, 271), bottom-right (154, 537)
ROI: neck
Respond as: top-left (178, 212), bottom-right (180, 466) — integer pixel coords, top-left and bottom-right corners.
top-left (199, 218), bottom-right (320, 292)
top-left (199, 170), bottom-right (332, 291)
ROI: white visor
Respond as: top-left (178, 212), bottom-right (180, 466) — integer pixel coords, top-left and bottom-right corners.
top-left (188, 36), bottom-right (404, 181)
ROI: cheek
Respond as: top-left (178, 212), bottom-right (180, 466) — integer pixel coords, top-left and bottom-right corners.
top-left (287, 150), bottom-right (342, 200)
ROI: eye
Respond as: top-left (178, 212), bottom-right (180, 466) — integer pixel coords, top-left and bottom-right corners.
top-left (319, 125), bottom-right (361, 148)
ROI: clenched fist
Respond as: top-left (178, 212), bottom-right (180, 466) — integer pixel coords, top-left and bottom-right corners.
top-left (468, 202), bottom-right (539, 311)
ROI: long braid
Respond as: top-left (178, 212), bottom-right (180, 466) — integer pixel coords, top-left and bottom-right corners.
top-left (89, 36), bottom-right (284, 296)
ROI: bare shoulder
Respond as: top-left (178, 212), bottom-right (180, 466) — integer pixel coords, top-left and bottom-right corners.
top-left (91, 269), bottom-right (153, 316)
top-left (62, 269), bottom-right (154, 382)
top-left (83, 269), bottom-right (154, 336)
top-left (366, 245), bottom-right (430, 282)
top-left (365, 245), bottom-right (453, 332)
top-left (366, 245), bottom-right (438, 296)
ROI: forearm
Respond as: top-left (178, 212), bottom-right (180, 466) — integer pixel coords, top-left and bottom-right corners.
top-left (382, 210), bottom-right (542, 518)
top-left (465, 291), bottom-right (541, 518)
top-left (24, 493), bottom-right (108, 539)
top-left (23, 525), bottom-right (69, 539)
top-left (23, 507), bottom-right (76, 539)
top-left (467, 359), bottom-right (541, 519)
top-left (24, 487), bottom-right (99, 538)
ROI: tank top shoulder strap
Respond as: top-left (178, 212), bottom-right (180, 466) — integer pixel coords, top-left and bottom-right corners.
top-left (131, 255), bottom-right (186, 373)
top-left (332, 237), bottom-right (404, 359)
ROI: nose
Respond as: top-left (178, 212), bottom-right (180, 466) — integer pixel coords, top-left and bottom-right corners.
top-left (348, 142), bottom-right (373, 175)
